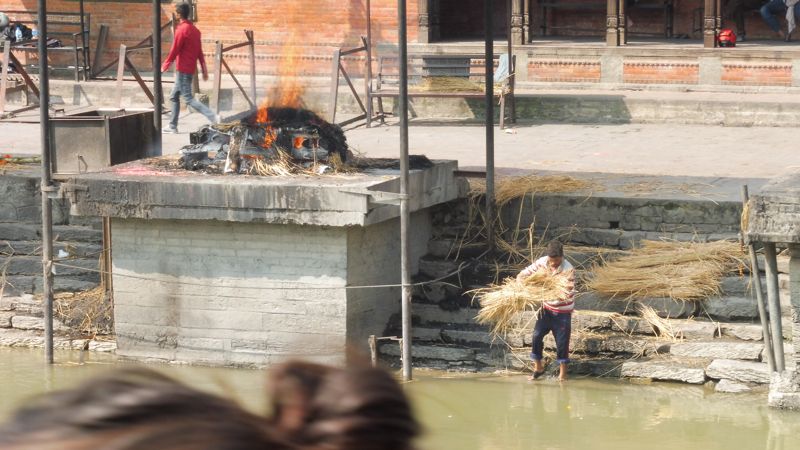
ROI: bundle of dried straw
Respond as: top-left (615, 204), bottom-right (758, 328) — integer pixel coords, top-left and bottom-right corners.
top-left (470, 175), bottom-right (596, 205)
top-left (472, 271), bottom-right (569, 335)
top-left (586, 240), bottom-right (745, 302)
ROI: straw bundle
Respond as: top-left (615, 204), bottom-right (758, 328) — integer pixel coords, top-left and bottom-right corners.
top-left (472, 271), bottom-right (569, 335)
top-left (412, 76), bottom-right (484, 93)
top-left (470, 175), bottom-right (596, 205)
top-left (586, 240), bottom-right (745, 302)
top-left (55, 287), bottom-right (114, 335)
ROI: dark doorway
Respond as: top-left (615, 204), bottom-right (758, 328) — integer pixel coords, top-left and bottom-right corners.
top-left (436, 0), bottom-right (508, 41)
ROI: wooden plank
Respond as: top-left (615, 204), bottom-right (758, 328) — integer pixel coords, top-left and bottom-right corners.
top-left (221, 58), bottom-right (254, 108)
top-left (212, 41), bottom-right (223, 114)
top-left (329, 49), bottom-right (341, 123)
top-left (91, 24), bottom-right (109, 79)
top-left (222, 41), bottom-right (251, 53)
top-left (1, 40), bottom-right (10, 115)
top-left (124, 57), bottom-right (155, 105)
top-left (116, 44), bottom-right (127, 108)
top-left (246, 30), bottom-right (256, 107)
top-left (340, 62), bottom-right (367, 115)
top-left (7, 51), bottom-right (39, 99)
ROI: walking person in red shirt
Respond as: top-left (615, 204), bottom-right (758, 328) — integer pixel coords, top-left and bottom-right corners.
top-left (161, 2), bottom-right (219, 133)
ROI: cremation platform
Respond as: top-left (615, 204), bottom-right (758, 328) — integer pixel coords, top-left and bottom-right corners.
top-left (65, 157), bottom-right (461, 367)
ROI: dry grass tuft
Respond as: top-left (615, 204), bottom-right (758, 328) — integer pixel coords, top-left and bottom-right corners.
top-left (55, 287), bottom-right (114, 336)
top-left (471, 271), bottom-right (569, 335)
top-left (470, 174), bottom-right (597, 205)
top-left (586, 240), bottom-right (745, 302)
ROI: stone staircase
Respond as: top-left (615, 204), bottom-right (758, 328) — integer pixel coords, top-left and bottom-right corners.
top-left (1, 170), bottom-right (104, 340)
top-left (378, 190), bottom-right (794, 391)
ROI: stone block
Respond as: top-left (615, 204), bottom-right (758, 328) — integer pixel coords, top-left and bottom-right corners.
top-left (670, 342), bottom-right (763, 361)
top-left (11, 315), bottom-right (65, 331)
top-left (621, 360), bottom-right (707, 384)
top-left (768, 370), bottom-right (800, 410)
top-left (34, 277), bottom-right (99, 294)
top-left (0, 223), bottom-right (40, 241)
top-left (2, 276), bottom-right (35, 295)
top-left (441, 329), bottom-right (493, 346)
top-left (638, 298), bottom-right (699, 319)
top-left (572, 310), bottom-right (615, 331)
top-left (720, 323), bottom-right (763, 341)
top-left (0, 311), bottom-right (12, 328)
top-left (569, 359), bottom-right (623, 377)
top-left (7, 294), bottom-right (41, 315)
top-left (720, 276), bottom-right (760, 296)
top-left (412, 304), bottom-right (479, 326)
top-left (568, 228), bottom-right (623, 248)
top-left (380, 343), bottom-right (476, 362)
top-left (706, 359), bottom-right (770, 384)
top-left (701, 296), bottom-right (759, 321)
top-left (413, 327), bottom-right (444, 342)
top-left (574, 292), bottom-right (631, 314)
top-left (418, 258), bottom-right (460, 280)
top-left (715, 379), bottom-right (752, 393)
top-left (670, 320), bottom-right (719, 340)
top-left (52, 225), bottom-right (103, 243)
top-left (609, 315), bottom-right (654, 335)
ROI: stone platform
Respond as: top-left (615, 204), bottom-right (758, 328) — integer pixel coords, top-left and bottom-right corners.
top-left (64, 158), bottom-right (460, 367)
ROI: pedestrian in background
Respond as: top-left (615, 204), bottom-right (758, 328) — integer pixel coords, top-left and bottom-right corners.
top-left (161, 2), bottom-right (219, 133)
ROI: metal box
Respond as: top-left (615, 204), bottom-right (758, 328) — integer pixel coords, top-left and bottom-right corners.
top-left (50, 108), bottom-right (156, 175)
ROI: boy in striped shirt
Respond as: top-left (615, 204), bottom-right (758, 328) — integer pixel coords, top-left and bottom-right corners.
top-left (517, 241), bottom-right (575, 382)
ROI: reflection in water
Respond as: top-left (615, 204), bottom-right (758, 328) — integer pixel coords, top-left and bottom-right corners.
top-left (1, 349), bottom-right (799, 450)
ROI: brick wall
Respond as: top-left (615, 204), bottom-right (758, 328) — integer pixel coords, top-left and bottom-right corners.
top-left (0, 0), bottom-right (418, 78)
top-left (624, 61), bottom-right (699, 84)
top-left (111, 218), bottom-right (350, 367)
top-left (722, 63), bottom-right (792, 86)
top-left (528, 60), bottom-right (601, 82)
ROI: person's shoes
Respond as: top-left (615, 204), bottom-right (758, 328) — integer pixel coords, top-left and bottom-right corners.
top-left (164, 125), bottom-right (178, 134)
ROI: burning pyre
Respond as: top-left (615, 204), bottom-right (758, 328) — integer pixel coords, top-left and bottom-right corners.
top-left (179, 106), bottom-right (349, 175)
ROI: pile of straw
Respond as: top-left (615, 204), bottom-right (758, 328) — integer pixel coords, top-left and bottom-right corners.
top-left (472, 271), bottom-right (569, 335)
top-left (55, 287), bottom-right (114, 336)
top-left (586, 240), bottom-right (745, 302)
top-left (412, 76), bottom-right (484, 93)
top-left (470, 174), bottom-right (597, 205)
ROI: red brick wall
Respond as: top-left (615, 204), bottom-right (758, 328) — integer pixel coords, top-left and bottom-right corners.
top-left (623, 61), bottom-right (699, 84)
top-left (0, 0), bottom-right (419, 76)
top-left (528, 60), bottom-right (601, 82)
top-left (722, 63), bottom-right (792, 86)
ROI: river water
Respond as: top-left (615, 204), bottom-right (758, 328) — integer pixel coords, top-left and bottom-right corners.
top-left (1, 348), bottom-right (798, 450)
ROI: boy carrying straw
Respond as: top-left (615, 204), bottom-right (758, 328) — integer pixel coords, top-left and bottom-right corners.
top-left (517, 241), bottom-right (575, 382)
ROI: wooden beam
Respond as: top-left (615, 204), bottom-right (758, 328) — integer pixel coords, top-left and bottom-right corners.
top-left (606, 0), bottom-right (620, 46)
top-left (221, 58), bottom-right (254, 108)
top-left (212, 41), bottom-right (223, 114)
top-left (1, 40), bottom-right (10, 115)
top-left (125, 57), bottom-right (155, 105)
top-left (704, 0), bottom-right (716, 48)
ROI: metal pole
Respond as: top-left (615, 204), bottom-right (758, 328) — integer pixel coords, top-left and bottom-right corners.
top-left (365, 0), bottom-right (374, 127)
top-left (485, 0), bottom-right (495, 252)
top-left (763, 242), bottom-right (786, 372)
top-left (741, 186), bottom-right (775, 372)
top-left (152, 0), bottom-right (163, 155)
top-left (38, 0), bottom-right (54, 365)
top-left (398, 0), bottom-right (412, 382)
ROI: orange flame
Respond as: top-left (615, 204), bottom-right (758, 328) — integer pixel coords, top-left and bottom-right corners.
top-left (293, 137), bottom-right (305, 149)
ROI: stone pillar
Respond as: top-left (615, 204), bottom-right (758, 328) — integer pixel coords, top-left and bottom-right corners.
top-left (768, 244), bottom-right (800, 410)
top-left (418, 0), bottom-right (431, 43)
top-left (510, 0), bottom-right (524, 45)
top-left (523, 0), bottom-right (531, 43)
top-left (606, 0), bottom-right (620, 46)
top-left (703, 0), bottom-right (717, 48)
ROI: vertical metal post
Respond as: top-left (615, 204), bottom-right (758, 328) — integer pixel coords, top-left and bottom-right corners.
top-left (398, 0), bottom-right (412, 382)
top-left (38, 0), bottom-right (54, 365)
top-left (741, 186), bottom-right (776, 373)
top-left (153, 0), bottom-right (163, 156)
top-left (485, 0), bottom-right (496, 252)
top-left (365, 0), bottom-right (374, 127)
top-left (764, 243), bottom-right (786, 372)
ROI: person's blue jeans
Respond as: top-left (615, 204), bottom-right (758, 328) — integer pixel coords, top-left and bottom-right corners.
top-left (530, 309), bottom-right (572, 364)
top-left (760, 0), bottom-right (800, 33)
top-left (169, 71), bottom-right (216, 129)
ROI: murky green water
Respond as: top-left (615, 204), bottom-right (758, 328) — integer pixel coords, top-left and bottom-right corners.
top-left (1, 348), bottom-right (798, 450)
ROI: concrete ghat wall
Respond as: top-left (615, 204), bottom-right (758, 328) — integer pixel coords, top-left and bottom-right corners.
top-left (346, 211), bottom-right (432, 351)
top-left (112, 218), bottom-right (349, 367)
